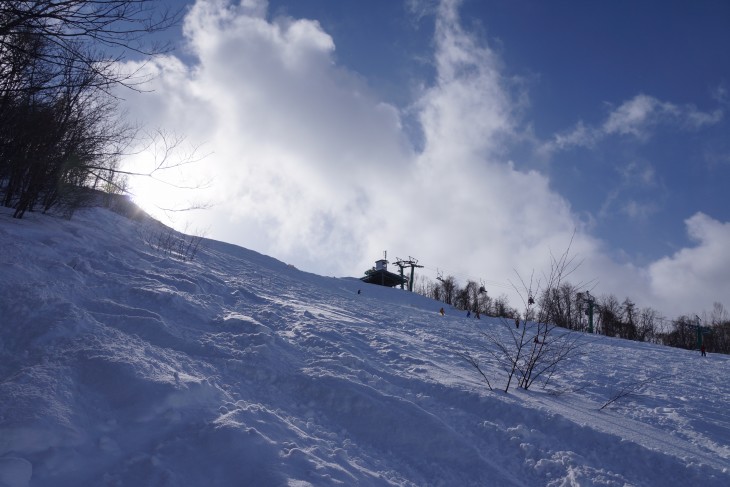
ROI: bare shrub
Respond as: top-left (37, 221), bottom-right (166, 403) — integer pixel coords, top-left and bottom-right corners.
top-left (139, 221), bottom-right (206, 262)
top-left (462, 235), bottom-right (585, 393)
top-left (600, 375), bottom-right (669, 410)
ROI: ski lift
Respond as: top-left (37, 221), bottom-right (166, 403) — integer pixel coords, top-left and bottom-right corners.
top-left (436, 269), bottom-right (444, 283)
top-left (528, 295), bottom-right (535, 305)
top-left (478, 279), bottom-right (487, 294)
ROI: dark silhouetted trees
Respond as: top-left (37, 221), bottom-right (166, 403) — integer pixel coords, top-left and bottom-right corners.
top-left (414, 268), bottom-right (727, 355)
top-left (1, 1), bottom-right (179, 218)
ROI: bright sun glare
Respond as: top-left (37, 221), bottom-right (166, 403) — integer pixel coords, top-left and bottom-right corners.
top-left (123, 133), bottom-right (210, 225)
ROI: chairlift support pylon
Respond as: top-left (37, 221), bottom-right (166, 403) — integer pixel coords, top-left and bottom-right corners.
top-left (394, 256), bottom-right (424, 292)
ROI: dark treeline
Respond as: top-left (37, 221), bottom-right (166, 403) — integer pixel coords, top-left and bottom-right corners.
top-left (414, 275), bottom-right (730, 355)
top-left (0, 1), bottom-right (177, 218)
top-left (414, 275), bottom-right (519, 319)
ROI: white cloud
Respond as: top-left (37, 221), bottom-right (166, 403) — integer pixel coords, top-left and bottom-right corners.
top-left (541, 94), bottom-right (724, 154)
top-left (598, 160), bottom-right (663, 222)
top-left (602, 94), bottom-right (661, 137)
top-left (648, 213), bottom-right (730, 316)
top-left (554, 122), bottom-right (597, 149)
top-left (603, 94), bottom-right (723, 136)
top-left (711, 84), bottom-right (728, 104)
top-left (116, 0), bottom-right (729, 318)
top-left (120, 0), bottom-right (415, 273)
top-left (683, 106), bottom-right (724, 130)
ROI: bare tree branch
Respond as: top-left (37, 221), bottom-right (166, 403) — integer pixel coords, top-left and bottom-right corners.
top-left (600, 374), bottom-right (671, 410)
top-left (461, 231), bottom-right (586, 393)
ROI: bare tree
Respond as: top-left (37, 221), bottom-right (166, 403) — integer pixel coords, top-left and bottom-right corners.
top-left (707, 302), bottom-right (730, 354)
top-left (465, 280), bottom-right (481, 313)
top-left (440, 275), bottom-right (457, 306)
top-left (636, 307), bottom-right (661, 343)
top-left (493, 293), bottom-right (516, 319)
top-left (709, 302), bottom-right (729, 326)
top-left (462, 237), bottom-right (585, 392)
top-left (539, 282), bottom-right (582, 330)
top-left (661, 315), bottom-right (697, 350)
top-left (596, 294), bottom-right (621, 337)
top-left (453, 285), bottom-right (470, 311)
top-left (2, 57), bottom-right (135, 218)
top-left (0, 1), bottom-right (180, 95)
top-left (618, 298), bottom-right (638, 340)
top-left (0, 1), bottom-right (195, 219)
top-left (414, 275), bottom-right (442, 302)
top-left (477, 291), bottom-right (493, 317)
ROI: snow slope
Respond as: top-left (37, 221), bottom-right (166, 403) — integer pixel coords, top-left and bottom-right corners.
top-left (0, 207), bottom-right (728, 487)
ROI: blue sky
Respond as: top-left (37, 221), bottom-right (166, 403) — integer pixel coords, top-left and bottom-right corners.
top-left (120, 0), bottom-right (730, 318)
top-left (267, 0), bottom-right (730, 264)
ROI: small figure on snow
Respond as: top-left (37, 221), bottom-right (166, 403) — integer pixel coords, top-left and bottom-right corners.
top-left (466, 310), bottom-right (471, 318)
top-left (515, 318), bottom-right (520, 329)
top-left (439, 307), bottom-right (445, 316)
top-left (476, 311), bottom-right (481, 319)
top-left (357, 289), bottom-right (361, 295)
top-left (701, 344), bottom-right (707, 357)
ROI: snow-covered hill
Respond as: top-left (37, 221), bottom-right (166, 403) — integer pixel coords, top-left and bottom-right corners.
top-left (1, 207), bottom-right (728, 487)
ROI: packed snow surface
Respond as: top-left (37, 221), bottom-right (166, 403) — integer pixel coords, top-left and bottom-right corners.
top-left (1, 207), bottom-right (728, 486)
